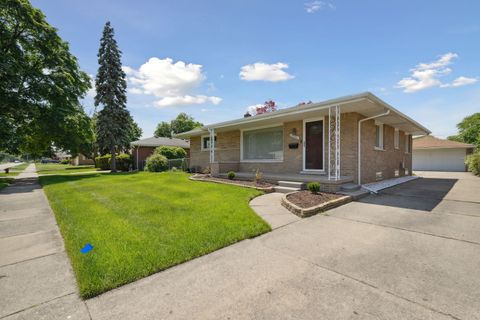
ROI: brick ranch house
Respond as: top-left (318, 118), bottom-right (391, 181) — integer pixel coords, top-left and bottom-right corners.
top-left (176, 92), bottom-right (430, 191)
top-left (131, 136), bottom-right (190, 171)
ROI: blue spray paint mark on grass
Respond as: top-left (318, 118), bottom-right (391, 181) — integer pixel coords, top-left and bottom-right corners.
top-left (81, 243), bottom-right (93, 254)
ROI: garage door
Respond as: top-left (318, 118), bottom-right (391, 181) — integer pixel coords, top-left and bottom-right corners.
top-left (413, 149), bottom-right (467, 171)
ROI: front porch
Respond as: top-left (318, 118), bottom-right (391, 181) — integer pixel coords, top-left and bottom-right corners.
top-left (208, 104), bottom-right (346, 192)
top-left (217, 171), bottom-right (353, 192)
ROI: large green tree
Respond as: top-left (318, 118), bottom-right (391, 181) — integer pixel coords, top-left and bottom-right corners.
top-left (154, 113), bottom-right (202, 138)
top-left (154, 121), bottom-right (172, 138)
top-left (94, 21), bottom-right (133, 172)
top-left (0, 0), bottom-right (91, 155)
top-left (448, 113), bottom-right (480, 149)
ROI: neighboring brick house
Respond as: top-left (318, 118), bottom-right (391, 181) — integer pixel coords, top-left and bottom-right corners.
top-left (176, 92), bottom-right (430, 190)
top-left (131, 137), bottom-right (190, 170)
top-left (413, 135), bottom-right (474, 172)
top-left (73, 153), bottom-right (94, 166)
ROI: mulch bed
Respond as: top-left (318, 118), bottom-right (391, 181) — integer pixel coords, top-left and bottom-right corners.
top-left (286, 190), bottom-right (342, 208)
top-left (207, 177), bottom-right (273, 187)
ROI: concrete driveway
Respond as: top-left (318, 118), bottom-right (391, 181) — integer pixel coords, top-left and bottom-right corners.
top-left (82, 171), bottom-right (480, 320)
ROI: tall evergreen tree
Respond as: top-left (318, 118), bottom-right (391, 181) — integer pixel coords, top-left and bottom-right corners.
top-left (94, 21), bottom-right (132, 172)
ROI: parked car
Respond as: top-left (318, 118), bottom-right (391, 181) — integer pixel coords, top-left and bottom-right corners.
top-left (40, 158), bottom-right (60, 164)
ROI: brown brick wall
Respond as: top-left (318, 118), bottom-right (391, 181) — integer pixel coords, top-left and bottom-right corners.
top-left (188, 113), bottom-right (413, 184)
top-left (133, 146), bottom-right (155, 170)
top-left (217, 130), bottom-right (240, 162)
top-left (360, 119), bottom-right (412, 184)
top-left (189, 136), bottom-right (210, 170)
top-left (338, 113), bottom-right (361, 180)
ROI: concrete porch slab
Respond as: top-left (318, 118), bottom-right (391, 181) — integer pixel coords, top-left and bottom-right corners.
top-left (362, 175), bottom-right (419, 193)
top-left (219, 171), bottom-right (353, 184)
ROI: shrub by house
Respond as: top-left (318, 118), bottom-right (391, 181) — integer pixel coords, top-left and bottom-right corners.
top-left (145, 154), bottom-right (168, 172)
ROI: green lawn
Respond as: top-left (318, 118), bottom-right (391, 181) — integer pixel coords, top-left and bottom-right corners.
top-left (35, 163), bottom-right (99, 175)
top-left (0, 162), bottom-right (29, 177)
top-left (40, 172), bottom-right (270, 298)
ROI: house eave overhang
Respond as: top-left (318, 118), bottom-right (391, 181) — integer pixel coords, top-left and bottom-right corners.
top-left (131, 143), bottom-right (190, 148)
top-left (175, 92), bottom-right (431, 138)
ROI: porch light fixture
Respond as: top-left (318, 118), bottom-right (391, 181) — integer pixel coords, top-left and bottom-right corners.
top-left (289, 128), bottom-right (300, 141)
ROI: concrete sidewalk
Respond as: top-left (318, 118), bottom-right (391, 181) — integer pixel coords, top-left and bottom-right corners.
top-left (0, 164), bottom-right (90, 319)
top-left (249, 193), bottom-right (300, 229)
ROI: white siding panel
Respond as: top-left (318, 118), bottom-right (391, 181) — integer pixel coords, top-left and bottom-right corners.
top-left (413, 149), bottom-right (467, 172)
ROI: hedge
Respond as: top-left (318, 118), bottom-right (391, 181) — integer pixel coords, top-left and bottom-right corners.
top-left (154, 146), bottom-right (187, 160)
top-left (466, 151), bottom-right (480, 176)
top-left (95, 154), bottom-right (132, 171)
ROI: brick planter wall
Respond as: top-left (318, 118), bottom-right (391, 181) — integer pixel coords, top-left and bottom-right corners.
top-left (281, 193), bottom-right (352, 218)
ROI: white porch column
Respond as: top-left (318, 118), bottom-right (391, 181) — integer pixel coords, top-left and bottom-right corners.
top-left (208, 128), bottom-right (215, 163)
top-left (328, 105), bottom-right (341, 180)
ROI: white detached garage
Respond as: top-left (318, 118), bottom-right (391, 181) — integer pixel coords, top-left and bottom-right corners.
top-left (413, 136), bottom-right (474, 172)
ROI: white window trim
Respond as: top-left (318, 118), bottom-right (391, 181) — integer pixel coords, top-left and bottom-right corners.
top-left (201, 134), bottom-right (217, 151)
top-left (374, 121), bottom-right (384, 151)
top-left (394, 128), bottom-right (400, 150)
top-left (302, 116), bottom-right (326, 172)
top-left (240, 123), bottom-right (284, 163)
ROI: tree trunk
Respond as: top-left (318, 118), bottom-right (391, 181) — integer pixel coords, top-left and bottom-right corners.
top-left (110, 146), bottom-right (117, 172)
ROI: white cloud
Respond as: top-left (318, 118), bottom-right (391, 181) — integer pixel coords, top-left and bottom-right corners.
top-left (441, 76), bottom-right (478, 88)
top-left (397, 53), bottom-right (477, 93)
top-left (239, 62), bottom-right (294, 82)
top-left (86, 74), bottom-right (96, 98)
top-left (123, 57), bottom-right (221, 108)
top-left (128, 87), bottom-right (143, 94)
top-left (155, 95), bottom-right (221, 109)
top-left (305, 1), bottom-right (334, 13)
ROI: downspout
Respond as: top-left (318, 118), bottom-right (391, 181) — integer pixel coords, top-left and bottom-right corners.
top-left (357, 110), bottom-right (390, 185)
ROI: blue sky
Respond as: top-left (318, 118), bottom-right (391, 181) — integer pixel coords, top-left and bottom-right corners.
top-left (31, 0), bottom-right (479, 138)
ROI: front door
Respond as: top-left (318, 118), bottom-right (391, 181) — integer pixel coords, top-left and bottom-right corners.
top-left (305, 120), bottom-right (324, 170)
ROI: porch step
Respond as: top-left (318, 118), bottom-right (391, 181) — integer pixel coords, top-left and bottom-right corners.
top-left (274, 186), bottom-right (300, 194)
top-left (278, 181), bottom-right (305, 189)
top-left (299, 170), bottom-right (326, 175)
top-left (340, 183), bottom-right (361, 192)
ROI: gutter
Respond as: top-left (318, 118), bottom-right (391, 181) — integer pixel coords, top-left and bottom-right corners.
top-left (357, 110), bottom-right (390, 185)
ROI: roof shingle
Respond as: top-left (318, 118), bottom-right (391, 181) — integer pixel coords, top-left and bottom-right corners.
top-left (131, 136), bottom-right (189, 148)
top-left (413, 135), bottom-right (474, 150)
